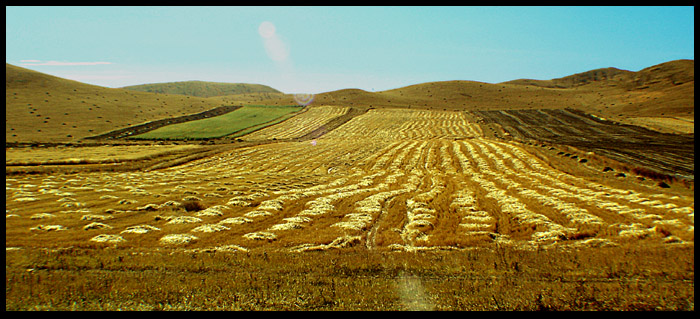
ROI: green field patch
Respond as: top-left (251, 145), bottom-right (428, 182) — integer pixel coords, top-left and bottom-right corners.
top-left (130, 105), bottom-right (303, 140)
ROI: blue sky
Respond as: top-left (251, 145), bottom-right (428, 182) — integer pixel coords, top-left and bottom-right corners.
top-left (6, 6), bottom-right (694, 94)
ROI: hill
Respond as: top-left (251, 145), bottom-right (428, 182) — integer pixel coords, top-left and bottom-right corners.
top-left (504, 59), bottom-right (693, 90)
top-left (121, 80), bottom-right (282, 98)
top-left (503, 67), bottom-right (635, 88)
top-left (253, 81), bottom-right (589, 112)
top-left (501, 60), bottom-right (694, 132)
top-left (252, 59), bottom-right (692, 133)
top-left (6, 63), bottom-right (230, 143)
top-left (6, 59), bottom-right (693, 144)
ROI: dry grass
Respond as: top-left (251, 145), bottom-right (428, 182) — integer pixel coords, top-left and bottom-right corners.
top-left (89, 234), bottom-right (125, 243)
top-left (243, 105), bottom-right (350, 140)
top-left (622, 116), bottom-right (694, 134)
top-left (159, 234), bottom-right (198, 245)
top-left (191, 224), bottom-right (230, 233)
top-left (5, 104), bottom-right (694, 310)
top-left (6, 63), bottom-right (235, 143)
top-left (7, 60), bottom-right (693, 144)
top-left (5, 244), bottom-right (694, 310)
top-left (121, 225), bottom-right (161, 234)
top-left (5, 144), bottom-right (202, 166)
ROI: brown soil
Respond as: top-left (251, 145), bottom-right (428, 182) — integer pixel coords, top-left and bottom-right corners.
top-left (472, 108), bottom-right (694, 180)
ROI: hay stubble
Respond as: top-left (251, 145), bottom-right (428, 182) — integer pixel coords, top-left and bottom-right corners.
top-left (5, 106), bottom-right (694, 310)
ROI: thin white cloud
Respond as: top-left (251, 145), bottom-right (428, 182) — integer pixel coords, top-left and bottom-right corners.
top-left (19, 60), bottom-right (113, 66)
top-left (60, 74), bottom-right (132, 81)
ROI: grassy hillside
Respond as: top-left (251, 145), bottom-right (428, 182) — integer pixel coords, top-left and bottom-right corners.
top-left (6, 63), bottom-right (231, 143)
top-left (130, 105), bottom-right (303, 140)
top-left (251, 82), bottom-right (589, 112)
top-left (503, 59), bottom-right (694, 115)
top-left (253, 59), bottom-right (693, 133)
top-left (255, 79), bottom-right (622, 114)
top-left (254, 60), bottom-right (692, 114)
top-left (122, 81), bottom-right (282, 98)
top-left (503, 67), bottom-right (635, 88)
top-left (501, 60), bottom-right (694, 132)
top-left (6, 59), bottom-right (693, 144)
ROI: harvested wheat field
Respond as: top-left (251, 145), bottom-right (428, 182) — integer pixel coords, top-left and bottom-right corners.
top-left (7, 4), bottom-right (696, 309)
top-left (6, 104), bottom-right (694, 310)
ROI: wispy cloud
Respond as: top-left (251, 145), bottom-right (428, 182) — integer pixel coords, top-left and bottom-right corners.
top-left (60, 74), bottom-right (132, 81)
top-left (19, 60), bottom-right (113, 66)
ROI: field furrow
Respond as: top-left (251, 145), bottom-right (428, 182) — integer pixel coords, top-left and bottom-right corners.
top-left (475, 140), bottom-right (694, 244)
top-left (6, 107), bottom-right (693, 253)
top-left (243, 105), bottom-right (350, 140)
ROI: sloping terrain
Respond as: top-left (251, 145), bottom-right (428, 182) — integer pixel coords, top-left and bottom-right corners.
top-left (6, 64), bottom-right (230, 143)
top-left (253, 60), bottom-right (693, 134)
top-left (6, 59), bottom-right (693, 145)
top-left (242, 105), bottom-right (353, 141)
top-left (504, 67), bottom-right (635, 88)
top-left (257, 81), bottom-right (589, 112)
top-left (6, 107), bottom-right (694, 253)
top-left (129, 105), bottom-right (303, 140)
top-left (5, 60), bottom-right (694, 310)
top-left (6, 60), bottom-right (694, 250)
top-left (504, 60), bottom-right (694, 133)
top-left (473, 108), bottom-right (694, 180)
top-left (122, 80), bottom-right (281, 97)
top-left (84, 105), bottom-right (242, 140)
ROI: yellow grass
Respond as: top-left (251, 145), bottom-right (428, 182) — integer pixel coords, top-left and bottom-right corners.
top-left (5, 106), bottom-right (694, 310)
top-left (6, 144), bottom-right (202, 165)
top-left (623, 116), bottom-right (694, 134)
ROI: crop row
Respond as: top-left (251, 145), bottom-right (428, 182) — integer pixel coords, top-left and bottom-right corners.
top-left (6, 109), bottom-right (694, 251)
top-left (243, 105), bottom-right (350, 140)
top-left (462, 139), bottom-right (693, 245)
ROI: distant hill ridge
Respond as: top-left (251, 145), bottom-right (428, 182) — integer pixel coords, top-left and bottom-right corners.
top-left (6, 59), bottom-right (693, 143)
top-left (504, 67), bottom-right (633, 88)
top-left (503, 59), bottom-right (694, 89)
top-left (122, 80), bottom-right (282, 97)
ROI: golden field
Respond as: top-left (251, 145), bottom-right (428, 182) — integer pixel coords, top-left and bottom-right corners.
top-left (6, 60), bottom-right (694, 310)
top-left (6, 105), bottom-right (694, 310)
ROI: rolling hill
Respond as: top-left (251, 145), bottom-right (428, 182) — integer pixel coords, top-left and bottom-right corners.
top-left (6, 63), bottom-right (234, 144)
top-left (503, 59), bottom-right (694, 129)
top-left (6, 59), bottom-right (694, 144)
top-left (504, 59), bottom-right (694, 90)
top-left (248, 60), bottom-right (692, 133)
top-left (121, 80), bottom-right (282, 98)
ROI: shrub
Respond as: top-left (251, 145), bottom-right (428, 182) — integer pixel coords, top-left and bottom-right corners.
top-left (182, 200), bottom-right (205, 212)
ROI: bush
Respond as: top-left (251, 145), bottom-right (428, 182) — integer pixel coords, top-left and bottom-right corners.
top-left (182, 200), bottom-right (205, 212)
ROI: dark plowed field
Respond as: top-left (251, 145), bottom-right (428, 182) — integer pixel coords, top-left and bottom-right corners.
top-left (473, 108), bottom-right (694, 180)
